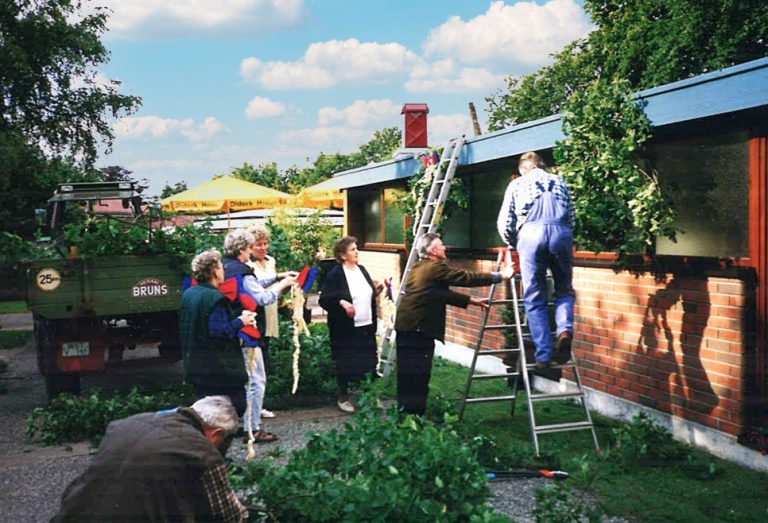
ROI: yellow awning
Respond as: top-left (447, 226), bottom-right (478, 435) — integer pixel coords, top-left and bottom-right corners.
top-left (293, 179), bottom-right (344, 209)
top-left (161, 176), bottom-right (291, 213)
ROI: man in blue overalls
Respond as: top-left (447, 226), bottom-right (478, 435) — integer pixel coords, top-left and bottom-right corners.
top-left (496, 151), bottom-right (576, 378)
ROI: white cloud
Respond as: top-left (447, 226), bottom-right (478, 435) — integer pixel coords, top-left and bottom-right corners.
top-left (277, 127), bottom-right (369, 149)
top-left (423, 0), bottom-right (592, 67)
top-left (115, 115), bottom-right (228, 142)
top-left (405, 59), bottom-right (505, 93)
top-left (244, 96), bottom-right (286, 119)
top-left (92, 0), bottom-right (305, 39)
top-left (180, 117), bottom-right (228, 142)
top-left (240, 39), bottom-right (419, 89)
top-left (317, 99), bottom-right (400, 128)
top-left (130, 158), bottom-right (204, 172)
top-left (429, 114), bottom-right (475, 145)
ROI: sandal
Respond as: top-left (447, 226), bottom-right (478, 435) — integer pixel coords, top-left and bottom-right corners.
top-left (244, 430), bottom-right (279, 444)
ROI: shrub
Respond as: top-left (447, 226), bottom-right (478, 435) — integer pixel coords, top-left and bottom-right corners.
top-left (231, 395), bottom-right (499, 522)
top-left (607, 412), bottom-right (689, 469)
top-left (26, 384), bottom-right (193, 445)
top-left (264, 320), bottom-right (337, 405)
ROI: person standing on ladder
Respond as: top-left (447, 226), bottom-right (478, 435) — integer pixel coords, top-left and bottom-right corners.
top-left (395, 233), bottom-right (514, 415)
top-left (496, 151), bottom-right (576, 379)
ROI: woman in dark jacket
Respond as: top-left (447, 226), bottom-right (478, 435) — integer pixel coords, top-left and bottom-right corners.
top-left (319, 236), bottom-right (382, 413)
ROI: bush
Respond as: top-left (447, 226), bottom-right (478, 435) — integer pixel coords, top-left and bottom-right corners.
top-left (26, 384), bottom-right (193, 445)
top-left (231, 396), bottom-right (499, 522)
top-left (607, 412), bottom-right (689, 469)
top-left (264, 320), bottom-right (337, 405)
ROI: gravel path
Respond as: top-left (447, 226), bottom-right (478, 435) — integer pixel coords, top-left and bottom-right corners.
top-left (0, 318), bottom-right (624, 523)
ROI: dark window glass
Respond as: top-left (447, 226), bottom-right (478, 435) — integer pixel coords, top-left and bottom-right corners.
top-left (363, 192), bottom-right (382, 244)
top-left (653, 132), bottom-right (749, 257)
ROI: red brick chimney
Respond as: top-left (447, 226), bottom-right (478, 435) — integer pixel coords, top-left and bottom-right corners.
top-left (401, 103), bottom-right (429, 148)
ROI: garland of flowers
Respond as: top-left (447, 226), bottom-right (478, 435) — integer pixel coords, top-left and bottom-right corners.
top-left (375, 278), bottom-right (397, 371)
top-left (290, 287), bottom-right (309, 394)
top-left (244, 346), bottom-right (259, 461)
top-left (396, 147), bottom-right (469, 245)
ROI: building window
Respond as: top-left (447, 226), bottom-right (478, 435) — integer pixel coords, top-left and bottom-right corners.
top-left (442, 170), bottom-right (510, 250)
top-left (653, 132), bottom-right (749, 258)
top-left (361, 187), bottom-right (406, 245)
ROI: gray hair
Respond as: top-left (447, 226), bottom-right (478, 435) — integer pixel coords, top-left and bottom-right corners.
top-left (191, 249), bottom-right (222, 282)
top-left (416, 232), bottom-right (440, 259)
top-left (223, 229), bottom-right (255, 258)
top-left (247, 224), bottom-right (270, 243)
top-left (518, 151), bottom-right (546, 175)
top-left (190, 396), bottom-right (239, 434)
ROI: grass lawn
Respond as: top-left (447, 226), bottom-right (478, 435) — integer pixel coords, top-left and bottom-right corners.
top-left (0, 300), bottom-right (28, 314)
top-left (410, 358), bottom-right (768, 523)
top-left (0, 330), bottom-right (32, 349)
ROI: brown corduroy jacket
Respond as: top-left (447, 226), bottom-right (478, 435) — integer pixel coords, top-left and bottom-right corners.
top-left (394, 258), bottom-right (499, 341)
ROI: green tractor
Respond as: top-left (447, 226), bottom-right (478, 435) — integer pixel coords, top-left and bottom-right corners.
top-left (26, 182), bottom-right (187, 399)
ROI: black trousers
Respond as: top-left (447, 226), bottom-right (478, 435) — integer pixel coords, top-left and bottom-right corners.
top-left (396, 330), bottom-right (436, 415)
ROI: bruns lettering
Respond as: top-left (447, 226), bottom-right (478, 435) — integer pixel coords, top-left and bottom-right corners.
top-left (131, 279), bottom-right (169, 298)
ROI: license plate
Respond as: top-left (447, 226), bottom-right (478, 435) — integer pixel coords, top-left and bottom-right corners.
top-left (62, 341), bottom-right (90, 357)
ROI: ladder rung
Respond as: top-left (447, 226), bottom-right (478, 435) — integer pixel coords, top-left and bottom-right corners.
top-left (484, 324), bottom-right (518, 330)
top-left (471, 372), bottom-right (519, 380)
top-left (535, 421), bottom-right (594, 434)
top-left (525, 362), bottom-right (575, 370)
top-left (489, 299), bottom-right (518, 305)
top-left (477, 349), bottom-right (518, 355)
top-left (464, 395), bottom-right (518, 403)
top-left (529, 391), bottom-right (584, 402)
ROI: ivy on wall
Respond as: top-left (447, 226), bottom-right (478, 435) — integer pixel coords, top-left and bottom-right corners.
top-left (554, 78), bottom-right (677, 258)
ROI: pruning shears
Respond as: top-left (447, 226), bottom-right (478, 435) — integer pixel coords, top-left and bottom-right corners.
top-left (484, 469), bottom-right (569, 481)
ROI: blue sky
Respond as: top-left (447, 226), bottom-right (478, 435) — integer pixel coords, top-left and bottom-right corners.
top-left (92, 0), bottom-right (592, 196)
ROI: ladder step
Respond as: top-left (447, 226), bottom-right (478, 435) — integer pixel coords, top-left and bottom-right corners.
top-left (477, 349), bottom-right (518, 355)
top-left (489, 299), bottom-right (518, 305)
top-left (464, 394), bottom-right (518, 403)
top-left (535, 421), bottom-right (594, 434)
top-left (525, 362), bottom-right (575, 370)
top-left (471, 372), bottom-right (519, 380)
top-left (484, 324), bottom-right (518, 330)
top-left (529, 391), bottom-right (584, 402)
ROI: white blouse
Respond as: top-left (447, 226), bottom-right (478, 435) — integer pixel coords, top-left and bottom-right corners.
top-left (342, 265), bottom-right (373, 327)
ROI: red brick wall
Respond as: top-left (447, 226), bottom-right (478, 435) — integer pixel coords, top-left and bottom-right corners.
top-left (572, 267), bottom-right (748, 436)
top-left (362, 251), bottom-right (751, 436)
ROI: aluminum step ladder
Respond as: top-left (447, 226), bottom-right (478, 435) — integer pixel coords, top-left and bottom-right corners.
top-left (379, 136), bottom-right (465, 376)
top-left (458, 250), bottom-right (600, 456)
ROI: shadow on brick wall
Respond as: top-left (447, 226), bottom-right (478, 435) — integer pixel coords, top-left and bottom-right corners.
top-left (636, 277), bottom-right (718, 416)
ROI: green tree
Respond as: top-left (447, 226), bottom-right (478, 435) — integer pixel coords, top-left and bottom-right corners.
top-left (486, 0), bottom-right (768, 130)
top-left (0, 0), bottom-right (141, 234)
top-left (554, 78), bottom-right (676, 256)
top-left (230, 161), bottom-right (288, 192)
top-left (159, 181), bottom-right (189, 199)
top-left (1, 0), bottom-right (141, 163)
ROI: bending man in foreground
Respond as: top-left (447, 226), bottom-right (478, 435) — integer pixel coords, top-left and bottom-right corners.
top-left (52, 395), bottom-right (248, 522)
top-left (496, 151), bottom-right (576, 377)
top-left (395, 233), bottom-right (513, 415)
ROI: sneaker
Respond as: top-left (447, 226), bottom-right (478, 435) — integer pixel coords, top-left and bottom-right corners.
top-left (555, 331), bottom-right (573, 364)
top-left (260, 408), bottom-right (276, 419)
top-left (244, 430), bottom-right (279, 444)
top-left (337, 400), bottom-right (356, 413)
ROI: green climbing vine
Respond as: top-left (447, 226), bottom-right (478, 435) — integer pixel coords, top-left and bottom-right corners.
top-left (396, 147), bottom-right (469, 245)
top-left (554, 78), bottom-right (677, 258)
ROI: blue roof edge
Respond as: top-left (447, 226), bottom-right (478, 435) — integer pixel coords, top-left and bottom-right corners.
top-left (330, 57), bottom-right (768, 190)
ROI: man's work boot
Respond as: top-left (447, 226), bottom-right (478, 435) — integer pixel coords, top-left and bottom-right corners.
top-left (555, 331), bottom-right (573, 364)
top-left (532, 360), bottom-right (562, 381)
